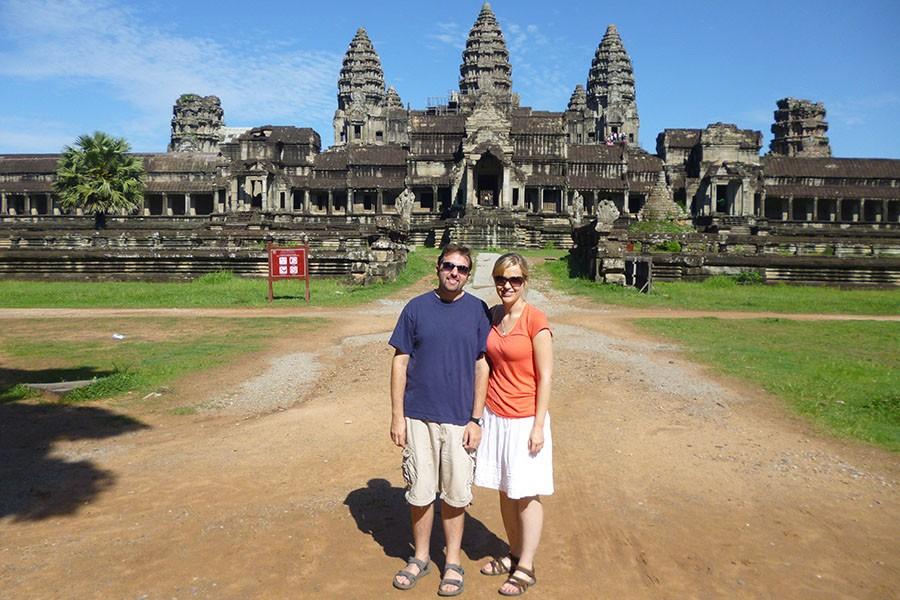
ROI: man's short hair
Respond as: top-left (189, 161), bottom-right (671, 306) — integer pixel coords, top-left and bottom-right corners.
top-left (438, 243), bottom-right (473, 269)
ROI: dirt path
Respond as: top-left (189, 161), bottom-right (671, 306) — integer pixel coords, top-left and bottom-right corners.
top-left (1, 261), bottom-right (898, 599)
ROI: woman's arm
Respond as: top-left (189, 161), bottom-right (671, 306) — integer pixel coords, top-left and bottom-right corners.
top-left (529, 328), bottom-right (553, 454)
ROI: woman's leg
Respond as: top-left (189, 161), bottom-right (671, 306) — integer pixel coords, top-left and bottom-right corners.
top-left (499, 496), bottom-right (542, 594)
top-left (482, 490), bottom-right (521, 575)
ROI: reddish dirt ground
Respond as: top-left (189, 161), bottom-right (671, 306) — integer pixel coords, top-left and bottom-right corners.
top-left (1, 274), bottom-right (897, 599)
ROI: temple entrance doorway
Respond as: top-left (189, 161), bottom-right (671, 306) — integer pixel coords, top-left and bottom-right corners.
top-left (474, 153), bottom-right (502, 207)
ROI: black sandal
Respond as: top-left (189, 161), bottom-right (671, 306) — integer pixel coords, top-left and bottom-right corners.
top-left (480, 553), bottom-right (519, 576)
top-left (498, 565), bottom-right (536, 596)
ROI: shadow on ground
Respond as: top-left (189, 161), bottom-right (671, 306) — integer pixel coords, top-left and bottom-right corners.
top-left (0, 400), bottom-right (148, 522)
top-left (345, 478), bottom-right (507, 572)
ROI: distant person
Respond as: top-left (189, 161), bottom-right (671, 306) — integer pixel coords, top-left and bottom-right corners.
top-left (388, 243), bottom-right (491, 596)
top-left (475, 253), bottom-right (553, 596)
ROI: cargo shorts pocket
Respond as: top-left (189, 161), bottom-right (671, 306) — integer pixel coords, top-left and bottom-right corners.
top-left (401, 445), bottom-right (416, 489)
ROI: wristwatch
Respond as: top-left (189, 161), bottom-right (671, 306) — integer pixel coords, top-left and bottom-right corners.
top-left (469, 416), bottom-right (483, 426)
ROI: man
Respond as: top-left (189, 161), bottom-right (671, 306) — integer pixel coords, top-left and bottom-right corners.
top-left (389, 243), bottom-right (491, 596)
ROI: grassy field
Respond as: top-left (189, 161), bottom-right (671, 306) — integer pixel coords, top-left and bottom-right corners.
top-left (0, 317), bottom-right (321, 408)
top-left (542, 256), bottom-right (900, 315)
top-left (634, 318), bottom-right (900, 451)
top-left (0, 248), bottom-right (440, 309)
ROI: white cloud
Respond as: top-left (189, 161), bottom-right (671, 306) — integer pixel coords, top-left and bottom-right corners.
top-left (0, 0), bottom-right (341, 149)
top-left (430, 22), bottom-right (466, 50)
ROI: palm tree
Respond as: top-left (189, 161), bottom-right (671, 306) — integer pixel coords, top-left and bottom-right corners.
top-left (55, 131), bottom-right (145, 228)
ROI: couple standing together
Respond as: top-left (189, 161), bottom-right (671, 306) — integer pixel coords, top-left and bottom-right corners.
top-left (389, 244), bottom-right (553, 597)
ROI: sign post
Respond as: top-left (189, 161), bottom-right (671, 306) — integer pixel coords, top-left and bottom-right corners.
top-left (267, 243), bottom-right (310, 303)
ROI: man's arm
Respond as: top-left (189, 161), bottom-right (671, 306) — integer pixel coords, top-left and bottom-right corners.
top-left (390, 350), bottom-right (410, 447)
top-left (463, 353), bottom-right (489, 450)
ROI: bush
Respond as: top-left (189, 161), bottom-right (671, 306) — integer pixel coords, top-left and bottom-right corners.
top-left (652, 240), bottom-right (682, 253)
top-left (732, 271), bottom-right (764, 285)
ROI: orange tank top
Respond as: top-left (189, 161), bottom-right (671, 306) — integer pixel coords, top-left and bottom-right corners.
top-left (485, 303), bottom-right (551, 418)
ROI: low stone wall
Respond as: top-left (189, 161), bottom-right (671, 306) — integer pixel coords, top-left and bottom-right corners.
top-left (0, 214), bottom-right (407, 283)
top-left (572, 222), bottom-right (900, 287)
top-left (407, 210), bottom-right (576, 249)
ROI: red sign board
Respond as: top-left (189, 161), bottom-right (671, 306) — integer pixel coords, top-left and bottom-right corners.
top-left (267, 244), bottom-right (310, 303)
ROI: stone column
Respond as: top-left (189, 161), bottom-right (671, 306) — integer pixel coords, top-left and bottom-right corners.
top-left (809, 198), bottom-right (816, 221)
top-left (327, 190), bottom-right (333, 216)
top-left (502, 165), bottom-right (512, 208)
top-left (787, 197), bottom-right (793, 221)
top-left (881, 199), bottom-right (888, 223)
top-left (50, 194), bottom-right (60, 215)
top-left (230, 179), bottom-right (239, 212)
top-left (592, 191), bottom-right (598, 216)
top-left (466, 163), bottom-right (475, 207)
top-left (0, 192), bottom-right (6, 215)
top-left (538, 187), bottom-right (544, 213)
top-left (829, 199), bottom-right (837, 222)
top-left (25, 194), bottom-right (33, 215)
top-left (186, 193), bottom-right (195, 216)
top-left (376, 189), bottom-right (384, 214)
top-left (347, 188), bottom-right (355, 215)
top-left (431, 185), bottom-right (439, 214)
top-left (852, 200), bottom-right (860, 222)
top-left (261, 178), bottom-right (268, 211)
top-left (163, 192), bottom-right (172, 216)
top-left (624, 189), bottom-right (631, 215)
top-left (303, 190), bottom-right (310, 214)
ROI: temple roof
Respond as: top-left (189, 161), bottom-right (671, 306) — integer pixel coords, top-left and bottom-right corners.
top-left (409, 113), bottom-right (467, 134)
top-left (567, 85), bottom-right (587, 112)
top-left (567, 144), bottom-right (625, 163)
top-left (459, 2), bottom-right (512, 97)
top-left (0, 155), bottom-right (59, 173)
top-left (762, 156), bottom-right (900, 179)
top-left (659, 129), bottom-right (702, 149)
top-left (236, 126), bottom-right (320, 145)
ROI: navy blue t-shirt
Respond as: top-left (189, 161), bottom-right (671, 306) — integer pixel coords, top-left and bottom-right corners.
top-left (389, 291), bottom-right (491, 426)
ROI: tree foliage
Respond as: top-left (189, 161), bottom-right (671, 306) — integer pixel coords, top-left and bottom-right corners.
top-left (55, 132), bottom-right (144, 219)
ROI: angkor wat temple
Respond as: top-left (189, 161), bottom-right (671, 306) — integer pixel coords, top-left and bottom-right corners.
top-left (1, 3), bottom-right (898, 284)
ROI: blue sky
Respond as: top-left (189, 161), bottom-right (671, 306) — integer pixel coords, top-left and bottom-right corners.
top-left (1, 0), bottom-right (898, 158)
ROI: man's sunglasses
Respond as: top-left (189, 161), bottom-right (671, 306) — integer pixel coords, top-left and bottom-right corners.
top-left (493, 275), bottom-right (525, 288)
top-left (440, 261), bottom-right (471, 275)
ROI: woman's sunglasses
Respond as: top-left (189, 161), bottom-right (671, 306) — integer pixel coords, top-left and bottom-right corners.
top-left (493, 275), bottom-right (525, 288)
top-left (440, 261), bottom-right (471, 275)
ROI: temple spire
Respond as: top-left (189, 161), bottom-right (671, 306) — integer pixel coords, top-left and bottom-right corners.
top-left (587, 24), bottom-right (640, 144)
top-left (459, 2), bottom-right (512, 99)
top-left (337, 27), bottom-right (385, 111)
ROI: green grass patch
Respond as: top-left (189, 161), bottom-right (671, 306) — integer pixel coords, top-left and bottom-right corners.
top-left (542, 255), bottom-right (900, 315)
top-left (0, 317), bottom-right (321, 405)
top-left (633, 318), bottom-right (900, 450)
top-left (0, 248), bottom-right (438, 309)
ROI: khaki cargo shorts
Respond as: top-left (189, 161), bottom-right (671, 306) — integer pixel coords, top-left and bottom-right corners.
top-left (402, 417), bottom-right (475, 508)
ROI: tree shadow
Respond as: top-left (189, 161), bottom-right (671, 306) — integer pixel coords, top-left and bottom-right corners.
top-left (344, 478), bottom-right (508, 572)
top-left (0, 400), bottom-right (148, 521)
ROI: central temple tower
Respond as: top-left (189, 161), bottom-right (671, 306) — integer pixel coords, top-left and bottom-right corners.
top-left (587, 24), bottom-right (640, 145)
top-left (458, 2), bottom-right (517, 109)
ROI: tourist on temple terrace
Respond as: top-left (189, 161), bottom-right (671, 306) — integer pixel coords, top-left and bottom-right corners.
top-left (474, 253), bottom-right (554, 596)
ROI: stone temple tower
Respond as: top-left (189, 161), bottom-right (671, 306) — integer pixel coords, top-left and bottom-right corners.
top-left (168, 94), bottom-right (224, 153)
top-left (587, 24), bottom-right (640, 145)
top-left (333, 28), bottom-right (407, 146)
top-left (458, 2), bottom-right (516, 108)
top-left (769, 97), bottom-right (831, 157)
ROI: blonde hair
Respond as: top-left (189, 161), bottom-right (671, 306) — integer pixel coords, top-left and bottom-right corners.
top-left (492, 252), bottom-right (529, 280)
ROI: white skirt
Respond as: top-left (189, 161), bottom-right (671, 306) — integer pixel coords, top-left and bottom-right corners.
top-left (474, 406), bottom-right (554, 499)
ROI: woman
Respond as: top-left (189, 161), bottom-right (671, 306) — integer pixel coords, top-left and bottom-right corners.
top-left (474, 253), bottom-right (553, 596)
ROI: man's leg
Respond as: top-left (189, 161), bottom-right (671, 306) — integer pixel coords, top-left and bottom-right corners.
top-left (395, 502), bottom-right (434, 587)
top-left (440, 501), bottom-right (466, 594)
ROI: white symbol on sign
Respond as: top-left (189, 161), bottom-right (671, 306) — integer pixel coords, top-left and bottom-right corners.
top-left (290, 266), bottom-right (298, 274)
top-left (290, 256), bottom-right (298, 265)
top-left (279, 266), bottom-right (288, 275)
top-left (279, 256), bottom-right (288, 265)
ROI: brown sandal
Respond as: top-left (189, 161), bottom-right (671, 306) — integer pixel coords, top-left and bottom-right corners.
top-left (480, 554), bottom-right (519, 576)
top-left (498, 566), bottom-right (536, 596)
